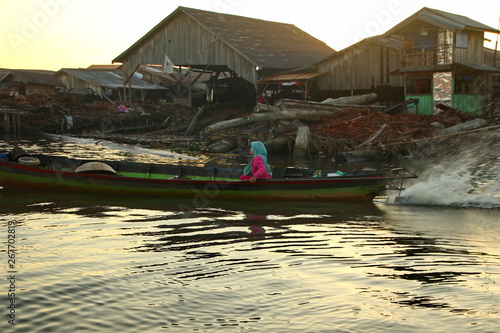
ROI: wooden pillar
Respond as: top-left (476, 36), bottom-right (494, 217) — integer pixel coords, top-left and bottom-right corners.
top-left (13, 114), bottom-right (18, 133)
top-left (3, 113), bottom-right (9, 133)
top-left (1, 110), bottom-right (24, 134)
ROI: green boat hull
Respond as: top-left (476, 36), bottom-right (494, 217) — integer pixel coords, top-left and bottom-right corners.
top-left (0, 154), bottom-right (410, 201)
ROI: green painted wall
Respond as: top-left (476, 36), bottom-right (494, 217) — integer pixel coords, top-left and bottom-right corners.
top-left (406, 94), bottom-right (483, 115)
top-left (406, 95), bottom-right (434, 115)
top-left (453, 94), bottom-right (483, 115)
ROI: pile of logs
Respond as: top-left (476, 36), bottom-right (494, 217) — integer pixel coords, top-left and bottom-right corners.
top-left (200, 93), bottom-right (390, 155)
top-left (2, 92), bottom-right (488, 160)
top-left (199, 93), bottom-right (474, 157)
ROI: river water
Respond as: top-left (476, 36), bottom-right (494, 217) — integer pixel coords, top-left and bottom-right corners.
top-left (1, 134), bottom-right (499, 333)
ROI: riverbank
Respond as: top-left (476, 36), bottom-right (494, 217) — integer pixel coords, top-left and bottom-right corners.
top-left (1, 93), bottom-right (498, 161)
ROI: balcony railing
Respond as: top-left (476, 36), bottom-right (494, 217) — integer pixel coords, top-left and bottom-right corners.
top-left (400, 43), bottom-right (454, 68)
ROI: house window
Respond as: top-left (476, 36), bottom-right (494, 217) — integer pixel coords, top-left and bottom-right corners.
top-left (455, 75), bottom-right (475, 94)
top-left (456, 32), bottom-right (468, 48)
top-left (407, 76), bottom-right (432, 94)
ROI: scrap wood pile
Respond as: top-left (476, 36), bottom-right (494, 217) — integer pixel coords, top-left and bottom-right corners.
top-left (200, 93), bottom-right (478, 156)
top-left (310, 107), bottom-right (472, 155)
top-left (0, 93), bottom-right (198, 134)
top-left (1, 92), bottom-right (490, 159)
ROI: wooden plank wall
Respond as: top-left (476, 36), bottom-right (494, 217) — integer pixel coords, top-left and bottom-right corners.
top-left (316, 44), bottom-right (402, 91)
top-left (120, 13), bottom-right (258, 86)
top-left (454, 30), bottom-right (485, 63)
top-left (56, 73), bottom-right (105, 97)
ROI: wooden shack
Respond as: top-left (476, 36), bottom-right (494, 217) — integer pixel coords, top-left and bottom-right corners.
top-left (314, 36), bottom-right (404, 101)
top-left (112, 6), bottom-right (335, 100)
top-left (384, 7), bottom-right (500, 115)
top-left (310, 8), bottom-right (500, 115)
top-left (55, 68), bottom-right (166, 102)
top-left (0, 69), bottom-right (64, 96)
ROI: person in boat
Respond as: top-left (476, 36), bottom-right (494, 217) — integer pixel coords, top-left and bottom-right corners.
top-left (239, 141), bottom-right (272, 183)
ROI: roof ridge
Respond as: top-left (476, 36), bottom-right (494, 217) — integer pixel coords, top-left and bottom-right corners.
top-left (178, 6), bottom-right (295, 26)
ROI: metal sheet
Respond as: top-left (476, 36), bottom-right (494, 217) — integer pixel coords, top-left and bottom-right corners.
top-left (433, 71), bottom-right (452, 111)
top-left (259, 72), bottom-right (325, 83)
top-left (437, 31), bottom-right (453, 65)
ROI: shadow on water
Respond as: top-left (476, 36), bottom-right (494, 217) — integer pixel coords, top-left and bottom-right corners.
top-left (0, 187), bottom-right (379, 215)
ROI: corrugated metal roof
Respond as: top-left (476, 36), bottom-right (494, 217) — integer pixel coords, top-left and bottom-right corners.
top-left (391, 61), bottom-right (500, 74)
top-left (114, 6), bottom-right (335, 70)
top-left (0, 69), bottom-right (64, 87)
top-left (137, 65), bottom-right (220, 83)
top-left (87, 64), bottom-right (122, 70)
top-left (385, 7), bottom-right (500, 35)
top-left (455, 62), bottom-right (500, 72)
top-left (56, 69), bottom-right (166, 90)
top-left (259, 72), bottom-right (325, 83)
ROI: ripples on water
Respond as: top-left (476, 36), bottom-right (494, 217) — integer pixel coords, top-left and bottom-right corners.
top-left (1, 192), bottom-right (499, 333)
top-left (1, 135), bottom-right (500, 332)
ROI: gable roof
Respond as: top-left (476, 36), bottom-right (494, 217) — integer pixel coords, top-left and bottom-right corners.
top-left (312, 35), bottom-right (403, 67)
top-left (113, 6), bottom-right (335, 70)
top-left (0, 69), bottom-right (64, 87)
top-left (384, 7), bottom-right (500, 36)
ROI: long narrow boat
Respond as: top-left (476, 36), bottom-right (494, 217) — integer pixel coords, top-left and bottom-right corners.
top-left (0, 149), bottom-right (416, 201)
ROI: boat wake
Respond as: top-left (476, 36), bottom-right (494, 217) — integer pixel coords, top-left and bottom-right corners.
top-left (393, 130), bottom-right (499, 209)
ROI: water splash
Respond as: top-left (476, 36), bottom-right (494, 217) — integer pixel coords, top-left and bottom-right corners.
top-left (397, 131), bottom-right (500, 208)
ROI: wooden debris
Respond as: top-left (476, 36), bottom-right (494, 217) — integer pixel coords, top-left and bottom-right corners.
top-left (185, 104), bottom-right (208, 136)
top-left (1, 92), bottom-right (488, 159)
top-left (294, 126), bottom-right (310, 157)
top-left (360, 124), bottom-right (387, 147)
top-left (202, 109), bottom-right (343, 136)
top-left (274, 98), bottom-right (386, 112)
top-left (439, 118), bottom-right (487, 135)
top-left (321, 93), bottom-right (378, 105)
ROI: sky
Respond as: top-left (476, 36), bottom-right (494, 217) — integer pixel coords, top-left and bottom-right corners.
top-left (1, 0), bottom-right (499, 71)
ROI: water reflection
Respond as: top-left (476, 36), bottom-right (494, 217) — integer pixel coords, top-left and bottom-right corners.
top-left (2, 189), bottom-right (500, 331)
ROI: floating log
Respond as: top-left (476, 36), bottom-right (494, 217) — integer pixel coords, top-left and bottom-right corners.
top-left (202, 109), bottom-right (343, 136)
top-left (439, 118), bottom-right (487, 135)
top-left (275, 98), bottom-right (386, 112)
top-left (202, 117), bottom-right (253, 136)
top-left (254, 103), bottom-right (280, 113)
top-left (250, 109), bottom-right (341, 123)
top-left (207, 140), bottom-right (237, 153)
top-left (275, 100), bottom-right (343, 111)
top-left (321, 93), bottom-right (378, 105)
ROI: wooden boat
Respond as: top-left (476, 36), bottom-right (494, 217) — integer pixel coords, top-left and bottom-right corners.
top-left (0, 148), bottom-right (416, 201)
